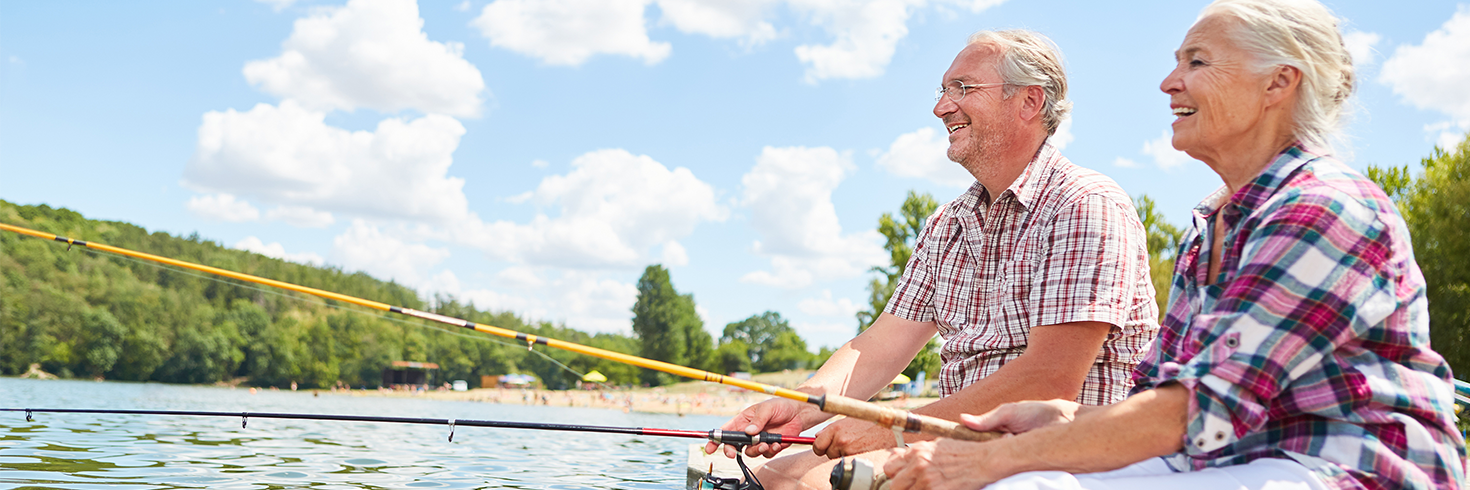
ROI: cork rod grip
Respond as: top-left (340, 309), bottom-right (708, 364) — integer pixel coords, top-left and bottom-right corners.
top-left (820, 394), bottom-right (1002, 442)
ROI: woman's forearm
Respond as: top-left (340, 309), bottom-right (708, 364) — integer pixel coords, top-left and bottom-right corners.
top-left (991, 384), bottom-right (1189, 477)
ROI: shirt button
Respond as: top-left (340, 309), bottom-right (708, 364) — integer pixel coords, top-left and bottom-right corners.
top-left (1215, 431), bottom-right (1226, 441)
top-left (1224, 337), bottom-right (1238, 348)
top-left (1196, 438), bottom-right (1206, 447)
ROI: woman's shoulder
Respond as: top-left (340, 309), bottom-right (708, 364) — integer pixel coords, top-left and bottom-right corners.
top-left (1251, 156), bottom-right (1410, 256)
top-left (1262, 156), bottom-right (1399, 222)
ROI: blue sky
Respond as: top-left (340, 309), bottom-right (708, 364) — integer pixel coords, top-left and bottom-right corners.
top-left (3, 0), bottom-right (1467, 350)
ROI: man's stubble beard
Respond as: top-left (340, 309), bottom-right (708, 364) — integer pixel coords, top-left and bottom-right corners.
top-left (949, 119), bottom-right (1009, 187)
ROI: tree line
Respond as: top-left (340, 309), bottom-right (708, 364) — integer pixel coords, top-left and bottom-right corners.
top-left (0, 200), bottom-right (826, 389)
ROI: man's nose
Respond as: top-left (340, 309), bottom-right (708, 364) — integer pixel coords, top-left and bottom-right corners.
top-left (934, 94), bottom-right (957, 118)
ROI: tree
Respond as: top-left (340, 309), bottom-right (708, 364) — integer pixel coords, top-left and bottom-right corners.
top-left (1367, 135), bottom-right (1470, 376)
top-left (722, 311), bottom-right (810, 373)
top-left (715, 340), bottom-right (752, 374)
top-left (855, 191), bottom-right (941, 379)
top-left (1134, 195), bottom-right (1185, 318)
top-left (722, 311), bottom-right (788, 370)
top-left (631, 265), bottom-right (711, 386)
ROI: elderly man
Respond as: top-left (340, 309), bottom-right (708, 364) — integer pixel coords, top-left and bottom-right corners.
top-left (706, 30), bottom-right (1159, 489)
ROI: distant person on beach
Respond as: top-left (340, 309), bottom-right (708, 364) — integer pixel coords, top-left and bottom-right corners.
top-left (707, 29), bottom-right (1159, 489)
top-left (880, 1), bottom-right (1466, 489)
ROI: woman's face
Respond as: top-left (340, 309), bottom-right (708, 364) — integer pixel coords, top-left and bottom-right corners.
top-left (1160, 14), bottom-right (1274, 161)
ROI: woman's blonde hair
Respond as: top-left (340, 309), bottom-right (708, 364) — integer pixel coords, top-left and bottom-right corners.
top-left (1200, 0), bottom-right (1355, 149)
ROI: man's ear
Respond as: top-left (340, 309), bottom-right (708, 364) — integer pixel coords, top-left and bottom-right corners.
top-left (1017, 85), bottom-right (1046, 123)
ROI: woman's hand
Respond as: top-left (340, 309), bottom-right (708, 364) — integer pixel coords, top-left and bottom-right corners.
top-left (962, 399), bottom-right (1080, 435)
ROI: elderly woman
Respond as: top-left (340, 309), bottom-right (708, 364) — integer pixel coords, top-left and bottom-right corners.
top-left (880, 0), bottom-right (1467, 489)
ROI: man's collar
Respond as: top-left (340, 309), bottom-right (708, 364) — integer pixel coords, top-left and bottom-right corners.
top-left (969, 142), bottom-right (1053, 211)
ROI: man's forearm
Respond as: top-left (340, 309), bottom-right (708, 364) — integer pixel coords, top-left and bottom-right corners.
top-left (798, 313), bottom-right (937, 402)
top-left (911, 321), bottom-right (1114, 428)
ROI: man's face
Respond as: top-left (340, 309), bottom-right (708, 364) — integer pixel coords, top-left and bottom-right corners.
top-left (933, 44), bottom-right (1016, 179)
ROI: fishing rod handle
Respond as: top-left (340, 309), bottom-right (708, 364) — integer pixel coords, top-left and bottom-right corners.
top-left (708, 430), bottom-right (816, 446)
top-left (820, 394), bottom-right (1001, 442)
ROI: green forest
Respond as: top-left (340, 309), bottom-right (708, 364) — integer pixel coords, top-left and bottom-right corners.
top-left (3, 137), bottom-right (1466, 389)
top-left (0, 200), bottom-right (828, 389)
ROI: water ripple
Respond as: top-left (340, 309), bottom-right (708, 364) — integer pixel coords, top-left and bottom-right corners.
top-left (1, 378), bottom-right (730, 489)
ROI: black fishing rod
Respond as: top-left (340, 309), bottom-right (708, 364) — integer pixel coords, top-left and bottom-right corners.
top-left (2, 407), bottom-right (815, 446)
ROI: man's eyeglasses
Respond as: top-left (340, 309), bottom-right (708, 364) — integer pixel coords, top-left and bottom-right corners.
top-left (934, 81), bottom-right (1007, 102)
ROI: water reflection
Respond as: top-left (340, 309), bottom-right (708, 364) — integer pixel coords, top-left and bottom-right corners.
top-left (0, 378), bottom-right (727, 489)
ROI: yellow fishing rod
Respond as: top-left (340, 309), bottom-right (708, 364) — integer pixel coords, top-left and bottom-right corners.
top-left (0, 222), bottom-right (998, 443)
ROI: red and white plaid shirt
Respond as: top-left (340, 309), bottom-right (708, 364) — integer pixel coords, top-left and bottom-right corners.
top-left (885, 143), bottom-right (1158, 405)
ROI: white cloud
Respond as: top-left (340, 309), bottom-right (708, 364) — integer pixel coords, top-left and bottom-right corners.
top-left (471, 0), bottom-right (671, 66)
top-left (184, 100), bottom-right (470, 224)
top-left (234, 236), bottom-right (326, 265)
top-left (792, 320), bottom-right (855, 349)
top-left (660, 241), bottom-right (690, 266)
top-left (549, 271), bottom-right (640, 332)
top-left (331, 220), bottom-right (451, 286)
top-left (429, 268), bottom-right (640, 333)
top-left (454, 148), bottom-right (727, 268)
top-left (265, 205), bottom-right (335, 228)
top-left (1343, 30), bottom-right (1381, 66)
top-left (243, 0), bottom-right (486, 117)
top-left (455, 0), bottom-right (472, 12)
top-left (797, 289), bottom-right (860, 317)
top-left (656, 0), bottom-right (779, 47)
top-left (740, 146), bottom-right (885, 288)
top-left (1047, 117), bottom-right (1073, 150)
top-left (1141, 130), bottom-right (1192, 171)
top-left (496, 266), bottom-right (546, 289)
top-left (1113, 156), bottom-right (1140, 168)
top-left (255, 0), bottom-right (297, 12)
top-left (789, 0), bottom-right (918, 83)
top-left (1426, 120), bottom-right (1470, 150)
top-left (875, 126), bottom-right (974, 187)
top-left (789, 0), bottom-right (1005, 83)
top-left (1381, 7), bottom-right (1470, 148)
top-left (186, 193), bottom-right (260, 222)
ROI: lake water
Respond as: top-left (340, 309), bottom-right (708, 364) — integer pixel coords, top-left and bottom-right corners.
top-left (0, 378), bottom-right (730, 489)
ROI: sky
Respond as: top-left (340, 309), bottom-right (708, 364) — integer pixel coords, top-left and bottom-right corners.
top-left (2, 0), bottom-right (1468, 350)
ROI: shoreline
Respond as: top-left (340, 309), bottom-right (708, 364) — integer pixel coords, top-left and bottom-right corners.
top-left (345, 385), bottom-right (940, 417)
top-left (335, 370), bottom-right (941, 417)
top-left (8, 370), bottom-right (940, 418)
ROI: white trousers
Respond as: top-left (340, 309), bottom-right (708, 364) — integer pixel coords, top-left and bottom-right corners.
top-left (985, 457), bottom-right (1330, 490)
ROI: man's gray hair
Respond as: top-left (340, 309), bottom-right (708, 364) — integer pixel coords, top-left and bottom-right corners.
top-left (1200, 0), bottom-right (1354, 149)
top-left (966, 30), bottom-right (1072, 136)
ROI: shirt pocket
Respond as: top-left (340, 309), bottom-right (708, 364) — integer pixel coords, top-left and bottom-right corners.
top-left (974, 258), bottom-right (1035, 348)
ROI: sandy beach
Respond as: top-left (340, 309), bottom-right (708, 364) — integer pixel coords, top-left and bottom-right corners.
top-left (339, 370), bottom-right (939, 417)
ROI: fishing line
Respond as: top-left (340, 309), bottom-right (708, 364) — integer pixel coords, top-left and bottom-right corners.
top-left (68, 246), bottom-right (599, 384)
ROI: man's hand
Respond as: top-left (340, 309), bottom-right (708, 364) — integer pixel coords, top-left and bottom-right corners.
top-left (810, 417), bottom-right (906, 459)
top-left (704, 397), bottom-right (812, 458)
top-left (961, 399), bottom-right (1080, 435)
top-left (882, 439), bottom-right (1001, 490)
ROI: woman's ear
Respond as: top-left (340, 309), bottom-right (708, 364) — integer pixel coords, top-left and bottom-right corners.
top-left (1264, 64), bottom-right (1302, 107)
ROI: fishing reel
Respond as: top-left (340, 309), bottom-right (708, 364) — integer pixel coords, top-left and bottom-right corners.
top-left (698, 449), bottom-right (764, 490)
top-left (829, 457), bottom-right (888, 490)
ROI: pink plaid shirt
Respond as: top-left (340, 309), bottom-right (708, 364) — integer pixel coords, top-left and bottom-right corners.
top-left (885, 143), bottom-right (1158, 405)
